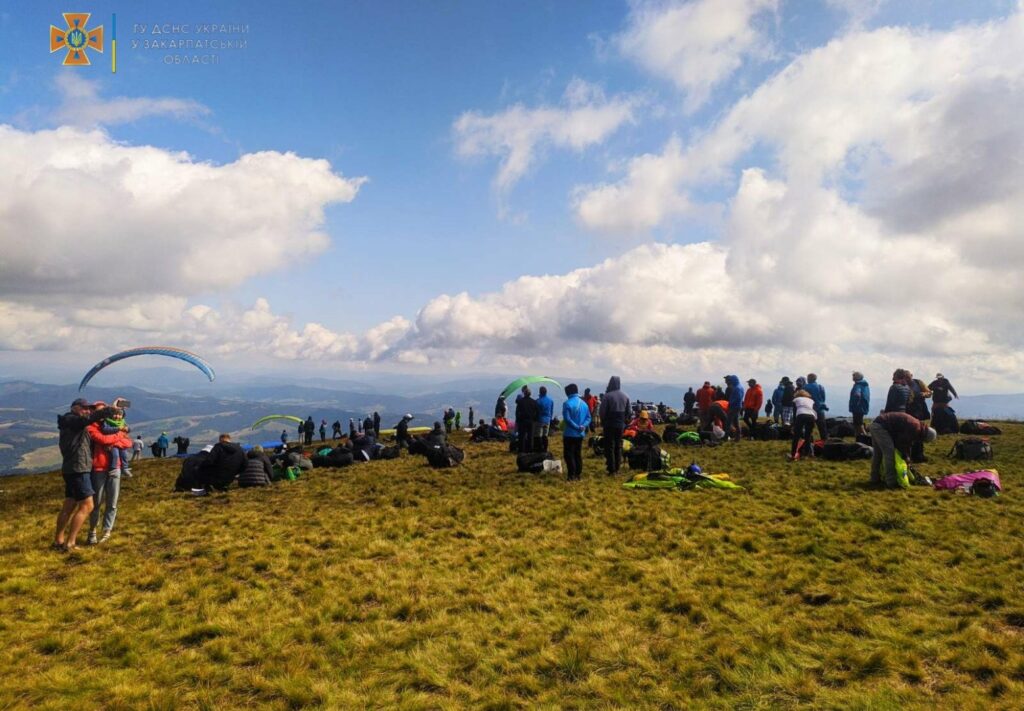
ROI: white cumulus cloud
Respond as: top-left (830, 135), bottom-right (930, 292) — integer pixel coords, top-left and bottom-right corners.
top-left (453, 79), bottom-right (638, 215)
top-left (617, 0), bottom-right (778, 111)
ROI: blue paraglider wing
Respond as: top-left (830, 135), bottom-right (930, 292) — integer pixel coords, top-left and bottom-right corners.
top-left (78, 346), bottom-right (216, 391)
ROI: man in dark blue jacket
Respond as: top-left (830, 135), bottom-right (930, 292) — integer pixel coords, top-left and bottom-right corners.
top-left (598, 376), bottom-right (630, 474)
top-left (515, 387), bottom-right (539, 454)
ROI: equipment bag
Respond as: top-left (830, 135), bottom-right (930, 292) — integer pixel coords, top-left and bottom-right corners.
top-left (516, 451), bottom-right (554, 473)
top-left (589, 435), bottom-right (604, 456)
top-left (960, 420), bottom-right (1002, 436)
top-left (378, 445), bottom-right (401, 460)
top-left (948, 438), bottom-right (993, 461)
top-left (427, 444), bottom-right (464, 468)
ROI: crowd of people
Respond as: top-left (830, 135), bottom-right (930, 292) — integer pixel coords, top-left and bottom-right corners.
top-left (54, 370), bottom-right (963, 551)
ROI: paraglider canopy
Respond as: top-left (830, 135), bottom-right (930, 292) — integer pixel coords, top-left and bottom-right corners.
top-left (79, 346), bottom-right (215, 391)
top-left (500, 376), bottom-right (562, 400)
top-left (251, 415), bottom-right (304, 430)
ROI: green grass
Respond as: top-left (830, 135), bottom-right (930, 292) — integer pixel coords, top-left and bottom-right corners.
top-left (2, 425), bottom-right (1024, 709)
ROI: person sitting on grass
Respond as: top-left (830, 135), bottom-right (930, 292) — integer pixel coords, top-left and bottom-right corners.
top-left (427, 421), bottom-right (447, 447)
top-left (239, 445), bottom-right (274, 487)
top-left (196, 434), bottom-right (247, 494)
top-left (869, 412), bottom-right (937, 488)
top-left (626, 409), bottom-right (655, 436)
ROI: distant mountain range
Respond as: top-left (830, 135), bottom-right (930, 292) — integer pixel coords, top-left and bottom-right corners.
top-left (2, 375), bottom-right (1021, 475)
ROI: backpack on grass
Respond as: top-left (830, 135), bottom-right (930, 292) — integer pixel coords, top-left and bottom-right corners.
top-left (427, 444), bottom-right (464, 468)
top-left (948, 438), bottom-right (993, 461)
top-left (960, 420), bottom-right (1002, 436)
top-left (516, 451), bottom-right (554, 473)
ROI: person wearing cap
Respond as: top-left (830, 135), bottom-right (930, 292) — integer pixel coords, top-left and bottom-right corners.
top-left (869, 412), bottom-right (937, 488)
top-left (929, 373), bottom-right (959, 410)
top-left (626, 408), bottom-right (655, 435)
top-left (849, 372), bottom-right (871, 436)
top-left (156, 432), bottom-right (169, 458)
top-left (742, 379), bottom-right (763, 433)
top-left (394, 414), bottom-right (414, 450)
top-left (561, 383), bottom-right (591, 482)
top-left (55, 398), bottom-right (113, 552)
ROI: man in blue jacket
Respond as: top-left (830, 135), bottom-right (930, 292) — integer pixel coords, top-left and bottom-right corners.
top-left (561, 383), bottom-right (591, 481)
top-left (849, 372), bottom-right (870, 436)
top-left (535, 386), bottom-right (554, 453)
top-left (724, 375), bottom-right (744, 441)
top-left (804, 373), bottom-right (829, 439)
top-left (771, 380), bottom-right (785, 424)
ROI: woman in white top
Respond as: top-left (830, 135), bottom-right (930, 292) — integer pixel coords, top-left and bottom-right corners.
top-left (789, 390), bottom-right (817, 460)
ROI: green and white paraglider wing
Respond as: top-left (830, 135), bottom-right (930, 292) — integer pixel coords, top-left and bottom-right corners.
top-left (500, 376), bottom-right (562, 400)
top-left (251, 414), bottom-right (305, 430)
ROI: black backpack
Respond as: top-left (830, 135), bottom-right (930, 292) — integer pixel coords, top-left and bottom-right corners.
top-left (960, 420), bottom-right (1002, 436)
top-left (173, 452), bottom-right (209, 491)
top-left (427, 444), bottom-right (464, 468)
top-left (589, 435), bottom-right (604, 456)
top-left (948, 438), bottom-right (993, 461)
top-left (516, 451), bottom-right (554, 473)
top-left (378, 445), bottom-right (400, 460)
top-left (931, 406), bottom-right (959, 435)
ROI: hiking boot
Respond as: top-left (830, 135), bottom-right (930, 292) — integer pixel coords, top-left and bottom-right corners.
top-left (99, 530), bottom-right (111, 544)
top-left (86, 529), bottom-right (98, 545)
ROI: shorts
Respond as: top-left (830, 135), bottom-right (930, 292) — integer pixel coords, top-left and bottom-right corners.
top-left (62, 471), bottom-right (95, 501)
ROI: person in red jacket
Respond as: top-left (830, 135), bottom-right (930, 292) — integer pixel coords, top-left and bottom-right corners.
top-left (695, 381), bottom-right (715, 422)
top-left (742, 379), bottom-right (764, 432)
top-left (85, 410), bottom-right (133, 545)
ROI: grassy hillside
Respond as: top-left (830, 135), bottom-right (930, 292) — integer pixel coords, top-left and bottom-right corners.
top-left (2, 425), bottom-right (1023, 709)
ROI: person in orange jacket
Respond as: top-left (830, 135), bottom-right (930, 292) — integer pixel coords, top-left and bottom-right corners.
top-left (695, 381), bottom-right (715, 422)
top-left (703, 398), bottom-right (729, 431)
top-left (742, 378), bottom-right (764, 432)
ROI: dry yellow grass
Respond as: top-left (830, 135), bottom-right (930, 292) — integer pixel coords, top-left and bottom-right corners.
top-left (1, 425), bottom-right (1023, 709)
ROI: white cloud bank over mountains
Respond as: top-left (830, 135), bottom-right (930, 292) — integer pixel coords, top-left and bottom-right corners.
top-left (3, 5), bottom-right (1024, 391)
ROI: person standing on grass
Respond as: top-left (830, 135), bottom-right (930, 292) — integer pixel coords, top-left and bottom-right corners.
top-left (683, 387), bottom-right (696, 416)
top-left (281, 429), bottom-right (288, 446)
top-left (468, 406), bottom-right (475, 428)
top-left (780, 377), bottom-right (795, 425)
top-left (86, 410), bottom-right (134, 545)
top-left (849, 372), bottom-right (871, 436)
top-left (869, 412), bottom-right (936, 488)
top-left (725, 375), bottom-right (745, 441)
top-left (804, 373), bottom-right (829, 439)
top-left (55, 398), bottom-right (111, 552)
top-left (303, 416), bottom-right (315, 446)
top-left (535, 386), bottom-right (554, 452)
top-left (515, 387), bottom-right (539, 454)
top-left (131, 434), bottom-right (144, 462)
top-left (561, 383), bottom-right (591, 482)
top-left (599, 376), bottom-right (630, 475)
top-left (455, 410), bottom-right (462, 430)
top-left (929, 373), bottom-right (959, 413)
top-left (771, 380), bottom-right (785, 424)
top-left (156, 432), bottom-right (169, 458)
top-left (319, 419), bottom-right (327, 443)
top-left (743, 379), bottom-right (763, 433)
top-left (788, 389), bottom-right (818, 461)
top-left (373, 411), bottom-right (381, 437)
top-left (582, 388), bottom-right (598, 433)
top-left (884, 369), bottom-right (911, 413)
top-left (696, 381), bottom-right (714, 424)
top-left (395, 414), bottom-right (414, 450)
top-left (332, 420), bottom-right (342, 440)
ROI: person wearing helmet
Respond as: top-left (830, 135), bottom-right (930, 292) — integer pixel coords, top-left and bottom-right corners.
top-left (394, 414), bottom-right (414, 450)
top-left (869, 412), bottom-right (937, 488)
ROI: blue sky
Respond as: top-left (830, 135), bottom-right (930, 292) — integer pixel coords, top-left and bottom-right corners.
top-left (2, 0), bottom-right (1024, 391)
